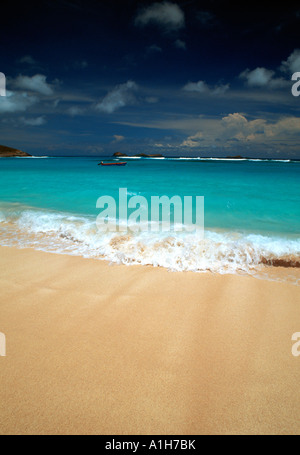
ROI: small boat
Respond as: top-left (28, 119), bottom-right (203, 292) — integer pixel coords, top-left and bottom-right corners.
top-left (98, 161), bottom-right (127, 166)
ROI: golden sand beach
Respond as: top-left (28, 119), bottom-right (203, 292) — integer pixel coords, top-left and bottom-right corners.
top-left (0, 246), bottom-right (299, 435)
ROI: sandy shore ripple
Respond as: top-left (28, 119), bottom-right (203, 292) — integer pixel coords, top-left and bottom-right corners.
top-left (0, 246), bottom-right (299, 435)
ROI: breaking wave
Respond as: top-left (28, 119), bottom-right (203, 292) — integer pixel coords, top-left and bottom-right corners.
top-left (0, 207), bottom-right (299, 283)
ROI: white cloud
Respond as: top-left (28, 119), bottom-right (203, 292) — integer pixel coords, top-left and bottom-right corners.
top-left (174, 39), bottom-right (186, 50)
top-left (112, 135), bottom-right (125, 143)
top-left (181, 132), bottom-right (204, 147)
top-left (211, 84), bottom-right (230, 95)
top-left (263, 117), bottom-right (300, 137)
top-left (220, 113), bottom-right (300, 143)
top-left (183, 80), bottom-right (229, 95)
top-left (135, 2), bottom-right (185, 32)
top-left (0, 90), bottom-right (38, 113)
top-left (239, 51), bottom-right (300, 90)
top-left (220, 113), bottom-right (258, 141)
top-left (240, 66), bottom-right (288, 89)
top-left (145, 96), bottom-right (159, 103)
top-left (13, 74), bottom-right (54, 95)
top-left (174, 113), bottom-right (300, 153)
top-left (183, 80), bottom-right (208, 93)
top-left (117, 110), bottom-right (300, 154)
top-left (67, 106), bottom-right (84, 116)
top-left (240, 67), bottom-right (273, 86)
top-left (96, 80), bottom-right (138, 114)
top-left (197, 11), bottom-right (215, 26)
top-left (19, 55), bottom-right (37, 65)
top-left (281, 49), bottom-right (300, 74)
top-left (21, 116), bottom-right (46, 126)
top-left (146, 44), bottom-right (162, 54)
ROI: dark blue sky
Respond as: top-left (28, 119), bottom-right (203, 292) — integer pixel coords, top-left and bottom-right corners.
top-left (0, 0), bottom-right (299, 157)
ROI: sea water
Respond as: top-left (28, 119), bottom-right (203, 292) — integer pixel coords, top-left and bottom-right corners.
top-left (0, 156), bottom-right (299, 280)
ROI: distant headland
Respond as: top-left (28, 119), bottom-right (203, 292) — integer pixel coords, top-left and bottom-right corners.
top-left (113, 152), bottom-right (163, 158)
top-left (0, 145), bottom-right (31, 157)
top-left (113, 152), bottom-right (249, 159)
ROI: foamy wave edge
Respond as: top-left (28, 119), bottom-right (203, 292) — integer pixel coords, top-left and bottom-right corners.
top-left (0, 208), bottom-right (299, 283)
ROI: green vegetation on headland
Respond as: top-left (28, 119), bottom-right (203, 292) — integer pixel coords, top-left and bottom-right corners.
top-left (0, 145), bottom-right (31, 157)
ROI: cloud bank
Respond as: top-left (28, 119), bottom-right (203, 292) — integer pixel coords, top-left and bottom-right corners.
top-left (239, 50), bottom-right (300, 89)
top-left (239, 67), bottom-right (287, 88)
top-left (179, 113), bottom-right (300, 151)
top-left (183, 80), bottom-right (229, 95)
top-left (0, 90), bottom-right (38, 113)
top-left (135, 2), bottom-right (185, 32)
top-left (281, 49), bottom-right (300, 74)
top-left (13, 74), bottom-right (54, 95)
top-left (21, 116), bottom-right (46, 126)
top-left (96, 81), bottom-right (138, 114)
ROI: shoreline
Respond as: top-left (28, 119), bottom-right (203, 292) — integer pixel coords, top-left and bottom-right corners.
top-left (0, 245), bottom-right (299, 435)
top-left (0, 219), bottom-right (299, 283)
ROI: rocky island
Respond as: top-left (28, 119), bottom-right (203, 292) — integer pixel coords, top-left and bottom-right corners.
top-left (113, 152), bottom-right (163, 158)
top-left (0, 145), bottom-right (31, 157)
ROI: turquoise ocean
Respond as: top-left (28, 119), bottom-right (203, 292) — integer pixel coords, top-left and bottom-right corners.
top-left (0, 156), bottom-right (299, 281)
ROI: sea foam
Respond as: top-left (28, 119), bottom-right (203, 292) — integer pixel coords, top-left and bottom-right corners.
top-left (0, 208), bottom-right (299, 281)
